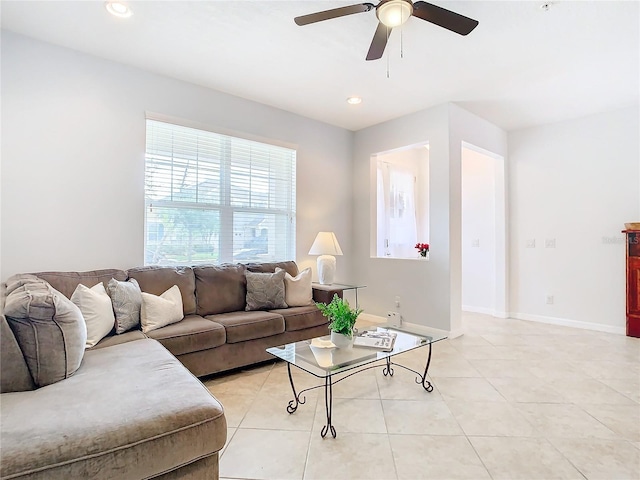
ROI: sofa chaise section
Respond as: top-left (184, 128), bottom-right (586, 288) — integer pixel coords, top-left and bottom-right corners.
top-left (0, 338), bottom-right (226, 480)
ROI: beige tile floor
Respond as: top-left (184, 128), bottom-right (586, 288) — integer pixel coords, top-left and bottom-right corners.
top-left (203, 313), bottom-right (640, 480)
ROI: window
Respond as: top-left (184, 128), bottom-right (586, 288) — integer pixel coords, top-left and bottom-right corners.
top-left (374, 144), bottom-right (429, 259)
top-left (145, 119), bottom-right (296, 265)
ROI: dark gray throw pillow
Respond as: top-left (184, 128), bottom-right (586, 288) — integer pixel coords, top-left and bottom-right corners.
top-left (245, 270), bottom-right (288, 311)
top-left (107, 278), bottom-right (142, 334)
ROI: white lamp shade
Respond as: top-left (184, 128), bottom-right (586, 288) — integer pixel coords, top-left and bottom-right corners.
top-left (309, 232), bottom-right (342, 285)
top-left (308, 232), bottom-right (343, 256)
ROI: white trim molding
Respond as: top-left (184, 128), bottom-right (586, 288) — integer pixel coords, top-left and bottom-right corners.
top-left (510, 312), bottom-right (625, 335)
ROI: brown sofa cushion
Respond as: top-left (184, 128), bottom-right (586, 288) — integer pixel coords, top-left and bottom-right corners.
top-left (245, 261), bottom-right (299, 276)
top-left (33, 269), bottom-right (128, 300)
top-left (0, 315), bottom-right (35, 393)
top-left (205, 311), bottom-right (285, 343)
top-left (127, 266), bottom-right (197, 315)
top-left (270, 305), bottom-right (328, 332)
top-left (194, 264), bottom-right (246, 315)
top-left (4, 281), bottom-right (87, 388)
top-left (146, 315), bottom-right (226, 356)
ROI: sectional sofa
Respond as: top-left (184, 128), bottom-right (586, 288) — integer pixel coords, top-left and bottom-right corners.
top-left (1, 261), bottom-right (339, 479)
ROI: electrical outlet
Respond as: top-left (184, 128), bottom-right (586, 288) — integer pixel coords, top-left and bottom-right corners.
top-left (545, 295), bottom-right (554, 305)
top-left (526, 239), bottom-right (536, 248)
top-left (387, 311), bottom-right (402, 327)
top-left (472, 238), bottom-right (480, 247)
top-left (545, 238), bottom-right (556, 248)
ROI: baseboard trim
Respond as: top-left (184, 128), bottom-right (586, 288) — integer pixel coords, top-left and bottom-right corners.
top-left (447, 328), bottom-right (464, 339)
top-left (358, 313), bottom-right (386, 324)
top-left (462, 306), bottom-right (510, 319)
top-left (462, 305), bottom-right (495, 316)
top-left (510, 312), bottom-right (625, 335)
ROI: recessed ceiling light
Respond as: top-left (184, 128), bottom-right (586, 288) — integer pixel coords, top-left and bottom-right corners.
top-left (347, 96), bottom-right (362, 105)
top-left (105, 1), bottom-right (133, 18)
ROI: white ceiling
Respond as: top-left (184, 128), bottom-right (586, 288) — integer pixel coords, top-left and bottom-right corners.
top-left (1, 0), bottom-right (638, 131)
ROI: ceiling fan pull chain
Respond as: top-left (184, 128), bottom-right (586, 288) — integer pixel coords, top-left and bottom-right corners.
top-left (386, 25), bottom-right (391, 78)
top-left (401, 25), bottom-right (404, 59)
top-left (387, 48), bottom-right (390, 78)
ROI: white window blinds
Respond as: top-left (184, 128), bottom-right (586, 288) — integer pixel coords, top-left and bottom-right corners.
top-left (145, 119), bottom-right (296, 265)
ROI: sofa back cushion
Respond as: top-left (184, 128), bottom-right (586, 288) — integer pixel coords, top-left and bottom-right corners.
top-left (0, 315), bottom-right (35, 393)
top-left (33, 269), bottom-right (128, 299)
top-left (245, 261), bottom-right (299, 276)
top-left (4, 278), bottom-right (87, 387)
top-left (127, 266), bottom-right (196, 315)
top-left (194, 264), bottom-right (246, 315)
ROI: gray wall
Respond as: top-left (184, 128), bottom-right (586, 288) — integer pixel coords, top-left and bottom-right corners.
top-left (1, 32), bottom-right (354, 281)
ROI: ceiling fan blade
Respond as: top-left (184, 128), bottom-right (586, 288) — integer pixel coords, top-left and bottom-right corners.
top-left (366, 22), bottom-right (392, 61)
top-left (412, 1), bottom-right (479, 36)
top-left (295, 3), bottom-right (374, 26)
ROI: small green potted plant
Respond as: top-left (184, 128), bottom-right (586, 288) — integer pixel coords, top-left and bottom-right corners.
top-left (316, 294), bottom-right (363, 348)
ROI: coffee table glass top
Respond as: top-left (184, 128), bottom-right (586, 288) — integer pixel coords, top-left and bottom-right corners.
top-left (266, 323), bottom-right (447, 378)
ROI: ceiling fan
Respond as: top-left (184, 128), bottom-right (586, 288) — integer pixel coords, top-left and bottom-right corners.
top-left (294, 0), bottom-right (479, 61)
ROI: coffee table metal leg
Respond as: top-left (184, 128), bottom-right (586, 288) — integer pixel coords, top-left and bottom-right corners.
top-left (286, 363), bottom-right (306, 414)
top-left (320, 374), bottom-right (337, 438)
top-left (415, 342), bottom-right (434, 392)
top-left (383, 356), bottom-right (394, 376)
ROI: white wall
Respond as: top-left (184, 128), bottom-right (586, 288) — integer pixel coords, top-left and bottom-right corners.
top-left (462, 147), bottom-right (497, 314)
top-left (508, 106), bottom-right (640, 333)
top-left (354, 105), bottom-right (452, 331)
top-left (448, 105), bottom-right (509, 332)
top-left (1, 32), bottom-right (354, 281)
top-left (353, 103), bottom-right (506, 333)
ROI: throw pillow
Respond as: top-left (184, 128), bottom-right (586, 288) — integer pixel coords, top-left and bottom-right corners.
top-left (107, 278), bottom-right (142, 334)
top-left (0, 314), bottom-right (35, 393)
top-left (276, 267), bottom-right (313, 307)
top-left (4, 281), bottom-right (87, 388)
top-left (140, 285), bottom-right (184, 333)
top-left (245, 270), bottom-right (288, 311)
top-left (71, 283), bottom-right (116, 348)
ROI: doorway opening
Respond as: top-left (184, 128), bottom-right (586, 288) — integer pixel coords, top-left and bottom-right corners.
top-left (461, 142), bottom-right (507, 317)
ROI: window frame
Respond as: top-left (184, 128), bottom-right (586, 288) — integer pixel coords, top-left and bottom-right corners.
top-left (144, 117), bottom-right (297, 266)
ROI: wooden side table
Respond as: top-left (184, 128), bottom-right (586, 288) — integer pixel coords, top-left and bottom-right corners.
top-left (623, 228), bottom-right (640, 338)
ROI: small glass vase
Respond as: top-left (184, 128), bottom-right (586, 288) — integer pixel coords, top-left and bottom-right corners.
top-left (420, 251), bottom-right (429, 260)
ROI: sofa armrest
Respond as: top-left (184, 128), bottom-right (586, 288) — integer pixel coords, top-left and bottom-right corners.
top-left (312, 285), bottom-right (344, 304)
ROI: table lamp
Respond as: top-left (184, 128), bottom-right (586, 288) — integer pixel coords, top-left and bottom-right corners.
top-left (308, 232), bottom-right (343, 285)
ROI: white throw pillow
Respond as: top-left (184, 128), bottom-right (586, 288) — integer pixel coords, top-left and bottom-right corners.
top-left (71, 282), bottom-right (115, 348)
top-left (140, 285), bottom-right (184, 333)
top-left (276, 267), bottom-right (313, 307)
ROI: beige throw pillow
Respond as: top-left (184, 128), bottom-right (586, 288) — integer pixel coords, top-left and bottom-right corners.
top-left (71, 283), bottom-right (116, 348)
top-left (276, 267), bottom-right (313, 307)
top-left (140, 285), bottom-right (183, 333)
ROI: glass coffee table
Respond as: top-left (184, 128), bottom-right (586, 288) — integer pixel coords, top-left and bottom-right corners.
top-left (266, 323), bottom-right (448, 438)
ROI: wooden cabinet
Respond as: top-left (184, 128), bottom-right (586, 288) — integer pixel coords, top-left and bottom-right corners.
top-left (624, 229), bottom-right (640, 337)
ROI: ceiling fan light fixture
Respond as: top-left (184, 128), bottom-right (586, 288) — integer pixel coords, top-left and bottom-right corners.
top-left (105, 1), bottom-right (133, 18)
top-left (377, 0), bottom-right (413, 28)
top-left (346, 96), bottom-right (362, 105)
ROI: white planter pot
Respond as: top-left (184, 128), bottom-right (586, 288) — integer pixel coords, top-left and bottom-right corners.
top-left (331, 331), bottom-right (352, 349)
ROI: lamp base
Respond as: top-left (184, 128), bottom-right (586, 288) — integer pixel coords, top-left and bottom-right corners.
top-left (317, 255), bottom-right (337, 285)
